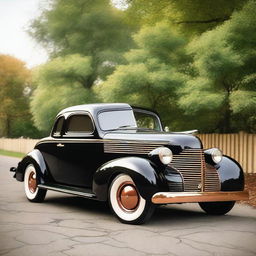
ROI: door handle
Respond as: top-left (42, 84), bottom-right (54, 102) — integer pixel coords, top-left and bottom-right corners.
top-left (57, 143), bottom-right (65, 147)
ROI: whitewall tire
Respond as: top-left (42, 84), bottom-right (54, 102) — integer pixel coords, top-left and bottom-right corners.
top-left (109, 174), bottom-right (155, 224)
top-left (24, 164), bottom-right (46, 202)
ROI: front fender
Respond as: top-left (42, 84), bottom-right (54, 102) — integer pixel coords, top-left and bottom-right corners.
top-left (93, 157), bottom-right (168, 201)
top-left (216, 156), bottom-right (244, 191)
top-left (15, 149), bottom-right (47, 183)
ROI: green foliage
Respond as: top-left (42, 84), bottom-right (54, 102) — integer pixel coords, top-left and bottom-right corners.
top-left (179, 0), bottom-right (256, 132)
top-left (30, 0), bottom-right (135, 132)
top-left (31, 0), bottom-right (134, 83)
top-left (96, 22), bottom-right (188, 128)
top-left (31, 55), bottom-right (98, 131)
top-left (125, 0), bottom-right (247, 36)
top-left (29, 0), bottom-right (256, 133)
top-left (36, 54), bottom-right (93, 88)
top-left (0, 149), bottom-right (25, 158)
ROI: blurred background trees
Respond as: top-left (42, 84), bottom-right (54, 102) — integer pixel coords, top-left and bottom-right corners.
top-left (1, 0), bottom-right (255, 136)
top-left (30, 54), bottom-right (98, 130)
top-left (179, 0), bottom-right (256, 133)
top-left (95, 22), bottom-right (189, 130)
top-left (124, 0), bottom-right (247, 35)
top-left (0, 55), bottom-right (42, 138)
top-left (29, 0), bottom-right (134, 132)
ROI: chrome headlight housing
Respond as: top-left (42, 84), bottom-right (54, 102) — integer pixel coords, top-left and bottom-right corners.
top-left (205, 148), bottom-right (223, 164)
top-left (149, 147), bottom-right (173, 165)
top-left (158, 147), bottom-right (173, 165)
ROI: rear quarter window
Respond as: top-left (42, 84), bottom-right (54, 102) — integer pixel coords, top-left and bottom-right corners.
top-left (66, 114), bottom-right (94, 134)
top-left (52, 116), bottom-right (64, 137)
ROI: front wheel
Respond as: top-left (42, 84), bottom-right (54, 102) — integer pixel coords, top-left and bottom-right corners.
top-left (24, 164), bottom-right (47, 202)
top-left (199, 201), bottom-right (235, 215)
top-left (109, 174), bottom-right (155, 224)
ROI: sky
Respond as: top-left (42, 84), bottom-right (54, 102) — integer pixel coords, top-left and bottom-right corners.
top-left (0, 0), bottom-right (49, 68)
top-left (0, 0), bottom-right (125, 68)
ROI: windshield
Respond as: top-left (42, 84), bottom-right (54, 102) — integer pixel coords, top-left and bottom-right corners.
top-left (133, 109), bottom-right (162, 131)
top-left (98, 110), bottom-right (137, 131)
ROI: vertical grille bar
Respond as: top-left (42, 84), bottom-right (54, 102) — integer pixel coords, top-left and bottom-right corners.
top-left (200, 149), bottom-right (205, 192)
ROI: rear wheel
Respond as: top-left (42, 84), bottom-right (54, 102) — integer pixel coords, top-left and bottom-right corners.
top-left (199, 201), bottom-right (235, 215)
top-left (24, 164), bottom-right (47, 202)
top-left (109, 174), bottom-right (155, 224)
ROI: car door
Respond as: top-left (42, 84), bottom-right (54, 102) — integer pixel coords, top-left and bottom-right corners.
top-left (37, 116), bottom-right (66, 183)
top-left (55, 112), bottom-right (103, 188)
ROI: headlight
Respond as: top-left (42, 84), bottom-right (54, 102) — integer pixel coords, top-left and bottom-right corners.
top-left (210, 148), bottom-right (223, 164)
top-left (159, 147), bottom-right (173, 165)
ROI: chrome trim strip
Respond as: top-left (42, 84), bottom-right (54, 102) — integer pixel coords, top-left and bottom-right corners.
top-left (104, 142), bottom-right (166, 154)
top-left (38, 184), bottom-right (96, 198)
top-left (36, 138), bottom-right (170, 146)
top-left (151, 191), bottom-right (249, 204)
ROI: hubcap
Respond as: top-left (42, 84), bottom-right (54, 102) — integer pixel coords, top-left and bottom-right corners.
top-left (117, 182), bottom-right (140, 211)
top-left (28, 171), bottom-right (37, 193)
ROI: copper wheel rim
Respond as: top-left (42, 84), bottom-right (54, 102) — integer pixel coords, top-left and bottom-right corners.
top-left (117, 181), bottom-right (140, 212)
top-left (28, 171), bottom-right (37, 193)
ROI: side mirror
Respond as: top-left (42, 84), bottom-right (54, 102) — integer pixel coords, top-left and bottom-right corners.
top-left (164, 126), bottom-right (169, 132)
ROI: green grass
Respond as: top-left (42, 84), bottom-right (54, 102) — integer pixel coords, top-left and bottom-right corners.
top-left (0, 149), bottom-right (25, 158)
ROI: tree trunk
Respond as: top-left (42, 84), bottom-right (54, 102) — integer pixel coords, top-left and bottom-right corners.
top-left (222, 101), bottom-right (231, 132)
top-left (218, 89), bottom-right (232, 133)
top-left (6, 116), bottom-right (11, 137)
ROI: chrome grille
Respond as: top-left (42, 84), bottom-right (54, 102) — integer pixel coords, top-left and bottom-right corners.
top-left (171, 149), bottom-right (203, 192)
top-left (170, 149), bottom-right (220, 192)
top-left (204, 164), bottom-right (221, 192)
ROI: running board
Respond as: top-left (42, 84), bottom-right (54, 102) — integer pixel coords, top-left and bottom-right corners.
top-left (38, 184), bottom-right (96, 199)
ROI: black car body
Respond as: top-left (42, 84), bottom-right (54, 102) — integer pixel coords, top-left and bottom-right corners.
top-left (11, 103), bottom-right (248, 224)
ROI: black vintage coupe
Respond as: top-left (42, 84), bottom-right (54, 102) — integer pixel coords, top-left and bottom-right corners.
top-left (11, 103), bottom-right (248, 224)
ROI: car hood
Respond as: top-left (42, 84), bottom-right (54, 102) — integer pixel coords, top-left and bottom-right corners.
top-left (103, 130), bottom-right (202, 149)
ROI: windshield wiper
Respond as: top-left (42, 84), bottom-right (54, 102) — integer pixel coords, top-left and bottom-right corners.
top-left (106, 125), bottom-right (137, 131)
top-left (117, 125), bottom-right (137, 129)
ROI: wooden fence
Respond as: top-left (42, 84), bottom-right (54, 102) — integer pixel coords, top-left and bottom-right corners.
top-left (0, 138), bottom-right (39, 155)
top-left (0, 132), bottom-right (255, 173)
top-left (198, 132), bottom-right (255, 174)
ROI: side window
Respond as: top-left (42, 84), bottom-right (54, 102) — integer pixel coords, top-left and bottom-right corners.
top-left (134, 111), bottom-right (161, 131)
top-left (66, 114), bottom-right (94, 134)
top-left (52, 117), bottom-right (64, 137)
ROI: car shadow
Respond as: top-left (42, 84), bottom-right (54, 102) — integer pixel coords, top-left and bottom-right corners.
top-left (44, 194), bottom-right (111, 214)
top-left (43, 194), bottom-right (250, 225)
top-left (149, 204), bottom-right (253, 226)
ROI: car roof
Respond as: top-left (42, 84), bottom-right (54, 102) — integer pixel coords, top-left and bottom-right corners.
top-left (57, 103), bottom-right (132, 117)
top-left (132, 105), bottom-right (161, 116)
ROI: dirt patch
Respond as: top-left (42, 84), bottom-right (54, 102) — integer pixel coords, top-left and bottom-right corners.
top-left (240, 173), bottom-right (256, 208)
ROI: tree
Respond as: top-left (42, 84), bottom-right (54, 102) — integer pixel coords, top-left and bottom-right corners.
top-left (30, 0), bottom-right (256, 133)
top-left (95, 22), bottom-right (188, 128)
top-left (30, 54), bottom-right (98, 131)
top-left (0, 55), bottom-right (40, 137)
top-left (30, 0), bottom-right (135, 131)
top-left (30, 0), bottom-right (134, 85)
top-left (178, 0), bottom-right (256, 133)
top-left (125, 0), bottom-right (247, 36)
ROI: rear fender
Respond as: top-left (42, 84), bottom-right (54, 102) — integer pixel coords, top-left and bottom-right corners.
top-left (93, 157), bottom-right (168, 201)
top-left (15, 149), bottom-right (47, 184)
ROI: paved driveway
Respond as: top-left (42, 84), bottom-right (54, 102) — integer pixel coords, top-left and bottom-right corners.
top-left (0, 155), bottom-right (255, 256)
